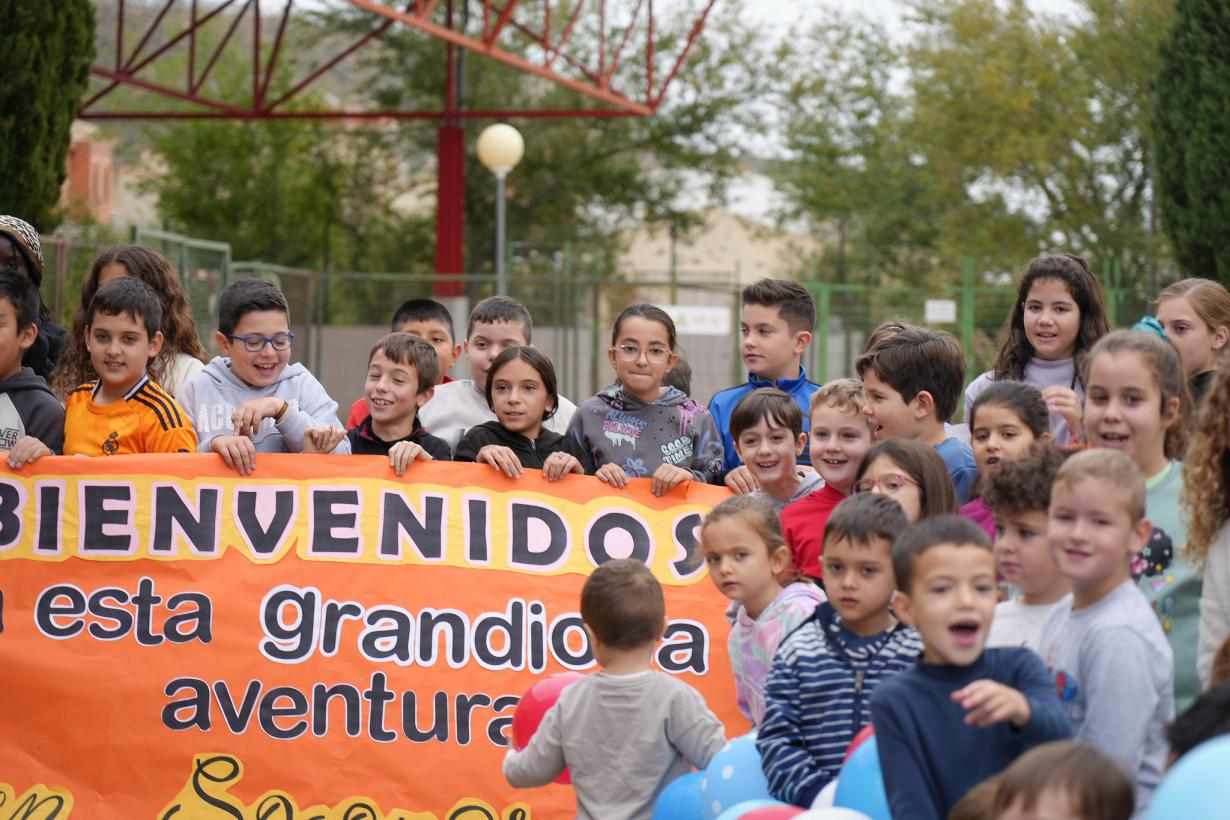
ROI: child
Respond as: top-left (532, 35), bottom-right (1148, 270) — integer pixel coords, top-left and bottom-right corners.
top-left (455, 346), bottom-right (584, 481)
top-left (419, 296), bottom-right (576, 452)
top-left (345, 297), bottom-right (461, 428)
top-left (346, 333), bottom-right (450, 473)
top-left (0, 272), bottom-right (64, 464)
top-left (963, 382), bottom-right (1051, 539)
top-left (502, 559), bottom-right (726, 818)
top-left (0, 215), bottom-right (66, 379)
top-left (1183, 361), bottom-right (1230, 689)
top-left (63, 278), bottom-right (197, 456)
top-left (701, 494), bottom-right (824, 726)
top-left (51, 245), bottom-right (209, 400)
top-left (948, 777), bottom-right (999, 820)
top-left (966, 253), bottom-right (1110, 445)
top-left (853, 438), bottom-right (958, 522)
top-left (1156, 277), bottom-right (1230, 405)
top-left (567, 304), bottom-right (724, 495)
top-left (992, 741), bottom-right (1134, 820)
top-left (1083, 330), bottom-right (1198, 709)
top-left (729, 388), bottom-right (821, 509)
top-left (1039, 449), bottom-right (1173, 814)
top-left (709, 279), bottom-right (819, 492)
top-left (983, 446), bottom-right (1072, 650)
top-left (179, 278), bottom-right (349, 475)
top-left (857, 326), bottom-right (977, 503)
top-left (757, 493), bottom-right (922, 807)
top-left (781, 378), bottom-right (875, 580)
top-left (872, 515), bottom-right (1072, 820)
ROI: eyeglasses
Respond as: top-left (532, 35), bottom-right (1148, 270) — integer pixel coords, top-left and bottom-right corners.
top-left (853, 473), bottom-right (919, 495)
top-left (614, 343), bottom-right (671, 363)
top-left (227, 332), bottom-right (295, 353)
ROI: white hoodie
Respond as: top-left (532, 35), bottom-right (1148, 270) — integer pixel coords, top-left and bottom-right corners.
top-left (179, 356), bottom-right (350, 454)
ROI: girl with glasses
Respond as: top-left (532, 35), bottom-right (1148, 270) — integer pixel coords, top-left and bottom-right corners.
top-left (852, 438), bottom-right (958, 522)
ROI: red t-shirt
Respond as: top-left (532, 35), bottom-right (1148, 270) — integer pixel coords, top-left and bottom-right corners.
top-left (346, 376), bottom-right (452, 429)
top-left (781, 483), bottom-right (847, 580)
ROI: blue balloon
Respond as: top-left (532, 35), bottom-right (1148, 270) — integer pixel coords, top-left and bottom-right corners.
top-left (714, 799), bottom-right (780, 820)
top-left (833, 736), bottom-right (891, 820)
top-left (654, 771), bottom-right (709, 820)
top-left (701, 733), bottom-right (774, 818)
top-left (1149, 736), bottom-right (1230, 819)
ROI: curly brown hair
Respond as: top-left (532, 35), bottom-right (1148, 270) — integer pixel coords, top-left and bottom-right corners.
top-left (1183, 362), bottom-right (1230, 563)
top-left (50, 245), bottom-right (208, 397)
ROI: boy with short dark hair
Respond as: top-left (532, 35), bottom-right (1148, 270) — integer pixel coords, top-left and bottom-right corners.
top-left (503, 559), bottom-right (725, 819)
top-left (0, 272), bottom-right (64, 465)
top-left (1039, 449), bottom-right (1174, 814)
top-left (709, 279), bottom-right (820, 492)
top-left (781, 379), bottom-right (876, 580)
top-left (419, 295), bottom-right (576, 452)
top-left (345, 297), bottom-right (461, 428)
top-left (983, 446), bottom-right (1072, 650)
top-left (180, 278), bottom-right (349, 474)
top-left (856, 327), bottom-right (978, 503)
top-left (758, 493), bottom-right (922, 807)
top-left (64, 277), bottom-right (197, 456)
top-left (871, 514), bottom-right (1072, 820)
top-left (729, 387), bottom-right (820, 510)
top-left (346, 332), bottom-right (450, 473)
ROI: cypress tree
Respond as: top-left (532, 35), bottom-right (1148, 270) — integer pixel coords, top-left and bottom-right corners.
top-left (1154, 0), bottom-right (1230, 282)
top-left (0, 0), bottom-right (95, 232)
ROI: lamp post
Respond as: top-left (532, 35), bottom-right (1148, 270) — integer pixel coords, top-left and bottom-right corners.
top-left (476, 123), bottom-right (525, 296)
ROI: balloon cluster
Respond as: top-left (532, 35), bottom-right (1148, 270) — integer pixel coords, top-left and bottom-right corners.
top-left (651, 729), bottom-right (891, 820)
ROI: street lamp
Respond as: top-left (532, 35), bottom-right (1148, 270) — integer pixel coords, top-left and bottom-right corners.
top-left (476, 123), bottom-right (525, 296)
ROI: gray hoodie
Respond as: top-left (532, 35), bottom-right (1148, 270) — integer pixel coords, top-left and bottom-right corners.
top-left (179, 356), bottom-right (350, 454)
top-left (565, 384), bottom-right (724, 483)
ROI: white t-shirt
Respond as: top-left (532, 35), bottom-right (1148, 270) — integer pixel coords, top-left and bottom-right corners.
top-left (987, 598), bottom-right (1066, 653)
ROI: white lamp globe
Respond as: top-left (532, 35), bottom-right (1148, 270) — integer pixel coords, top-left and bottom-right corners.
top-left (477, 123), bottom-right (525, 176)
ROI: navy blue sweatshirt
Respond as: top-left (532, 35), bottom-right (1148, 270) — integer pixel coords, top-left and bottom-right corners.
top-left (869, 647), bottom-right (1072, 820)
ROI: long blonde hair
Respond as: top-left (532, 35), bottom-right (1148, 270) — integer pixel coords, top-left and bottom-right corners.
top-left (1183, 362), bottom-right (1230, 563)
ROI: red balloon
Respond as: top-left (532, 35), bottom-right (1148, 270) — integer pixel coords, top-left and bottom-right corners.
top-left (512, 672), bottom-right (586, 785)
top-left (740, 808), bottom-right (805, 819)
top-left (844, 725), bottom-right (875, 762)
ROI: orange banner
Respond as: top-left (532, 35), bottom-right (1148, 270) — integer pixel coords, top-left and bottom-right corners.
top-left (0, 455), bottom-right (741, 819)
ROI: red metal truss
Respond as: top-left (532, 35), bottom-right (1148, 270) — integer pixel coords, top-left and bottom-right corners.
top-left (79, 0), bottom-right (720, 121)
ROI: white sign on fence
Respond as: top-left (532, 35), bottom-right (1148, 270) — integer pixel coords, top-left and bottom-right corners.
top-left (662, 305), bottom-right (733, 336)
top-left (925, 299), bottom-right (958, 324)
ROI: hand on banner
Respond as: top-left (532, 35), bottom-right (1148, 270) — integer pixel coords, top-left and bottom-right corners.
top-left (303, 427), bottom-right (346, 454)
top-left (388, 441), bottom-right (431, 475)
top-left (595, 462), bottom-right (628, 488)
top-left (542, 451), bottom-right (584, 482)
top-left (477, 445), bottom-right (524, 478)
top-left (5, 435), bottom-right (51, 468)
top-left (724, 465), bottom-right (760, 495)
top-left (212, 434), bottom-right (257, 475)
top-left (652, 464), bottom-right (692, 497)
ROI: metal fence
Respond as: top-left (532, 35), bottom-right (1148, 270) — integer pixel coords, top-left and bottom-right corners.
top-left (37, 227), bottom-right (1160, 410)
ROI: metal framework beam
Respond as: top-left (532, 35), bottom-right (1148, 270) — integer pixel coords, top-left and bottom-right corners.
top-left (79, 0), bottom-right (719, 121)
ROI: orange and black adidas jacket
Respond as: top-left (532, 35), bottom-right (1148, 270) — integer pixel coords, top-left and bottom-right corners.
top-left (64, 376), bottom-right (197, 456)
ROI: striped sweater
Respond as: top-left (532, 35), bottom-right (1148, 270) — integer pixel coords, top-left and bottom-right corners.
top-left (756, 602), bottom-right (923, 807)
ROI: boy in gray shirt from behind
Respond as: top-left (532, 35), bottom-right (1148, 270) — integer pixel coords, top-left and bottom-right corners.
top-left (503, 559), bottom-right (726, 820)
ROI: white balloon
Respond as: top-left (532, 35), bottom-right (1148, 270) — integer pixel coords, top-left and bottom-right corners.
top-left (811, 779), bottom-right (838, 809)
top-left (795, 809), bottom-right (872, 820)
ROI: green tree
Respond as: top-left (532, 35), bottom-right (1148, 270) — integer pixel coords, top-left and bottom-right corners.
top-left (1154, 0), bottom-right (1230, 281)
top-left (0, 0), bottom-right (95, 231)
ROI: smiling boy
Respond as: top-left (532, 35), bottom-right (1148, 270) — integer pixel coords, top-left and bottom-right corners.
top-left (782, 379), bottom-right (875, 580)
top-left (1038, 449), bottom-right (1173, 815)
top-left (709, 279), bottom-right (820, 492)
top-left (871, 515), bottom-right (1071, 820)
top-left (63, 277), bottom-right (196, 456)
top-left (179, 278), bottom-right (349, 474)
top-left (0, 272), bottom-right (63, 466)
top-left (418, 296), bottom-right (576, 453)
top-left (730, 388), bottom-right (820, 511)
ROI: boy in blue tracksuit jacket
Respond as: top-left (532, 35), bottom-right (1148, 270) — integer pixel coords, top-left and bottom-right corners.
top-left (708, 279), bottom-right (820, 491)
top-left (756, 494), bottom-right (922, 806)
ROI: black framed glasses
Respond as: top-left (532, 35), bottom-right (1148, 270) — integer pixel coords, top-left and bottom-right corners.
top-left (227, 332), bottom-right (295, 352)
